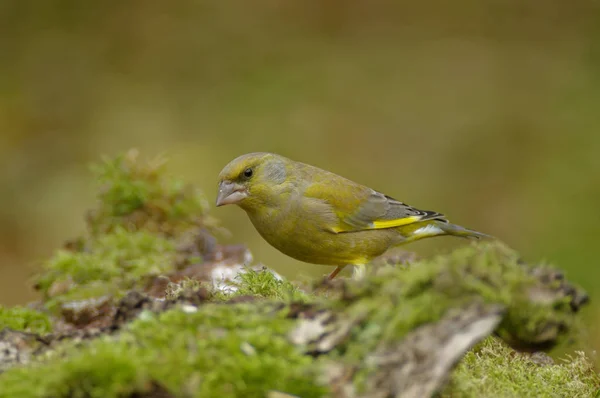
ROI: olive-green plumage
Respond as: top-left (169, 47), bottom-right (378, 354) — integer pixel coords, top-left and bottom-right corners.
top-left (216, 152), bottom-right (491, 278)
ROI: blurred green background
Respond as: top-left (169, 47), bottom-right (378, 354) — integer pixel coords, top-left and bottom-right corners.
top-left (1, 1), bottom-right (599, 348)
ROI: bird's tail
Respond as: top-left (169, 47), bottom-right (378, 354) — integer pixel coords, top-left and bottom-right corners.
top-left (436, 221), bottom-right (493, 240)
top-left (401, 219), bottom-right (493, 243)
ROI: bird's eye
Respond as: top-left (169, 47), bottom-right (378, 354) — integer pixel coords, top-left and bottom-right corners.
top-left (243, 168), bottom-right (253, 178)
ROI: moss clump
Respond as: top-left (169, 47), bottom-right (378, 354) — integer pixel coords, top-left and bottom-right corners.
top-left (219, 268), bottom-right (312, 302)
top-left (87, 149), bottom-right (214, 236)
top-left (444, 337), bottom-right (600, 397)
top-left (333, 242), bottom-right (580, 362)
top-left (166, 268), bottom-right (312, 303)
top-left (287, 242), bottom-right (588, 394)
top-left (0, 304), bottom-right (328, 398)
top-left (36, 227), bottom-right (176, 310)
top-left (32, 150), bottom-right (224, 311)
top-left (0, 306), bottom-right (52, 335)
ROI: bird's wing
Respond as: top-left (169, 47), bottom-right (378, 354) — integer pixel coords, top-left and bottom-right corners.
top-left (301, 169), bottom-right (445, 233)
top-left (342, 190), bottom-right (446, 231)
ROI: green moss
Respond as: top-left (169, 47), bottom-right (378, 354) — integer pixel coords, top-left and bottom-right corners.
top-left (0, 306), bottom-right (52, 335)
top-left (303, 242), bottom-right (588, 393)
top-left (87, 149), bottom-right (213, 236)
top-left (0, 304), bottom-right (328, 398)
top-left (336, 243), bottom-right (576, 358)
top-left (36, 227), bottom-right (176, 310)
top-left (444, 337), bottom-right (600, 397)
top-left (1, 234), bottom-right (592, 396)
top-left (221, 268), bottom-right (312, 302)
top-left (166, 268), bottom-right (312, 303)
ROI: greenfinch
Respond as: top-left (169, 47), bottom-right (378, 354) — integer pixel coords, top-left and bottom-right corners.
top-left (216, 152), bottom-right (491, 279)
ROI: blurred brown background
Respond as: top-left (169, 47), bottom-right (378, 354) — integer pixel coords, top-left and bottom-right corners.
top-left (1, 1), bottom-right (599, 347)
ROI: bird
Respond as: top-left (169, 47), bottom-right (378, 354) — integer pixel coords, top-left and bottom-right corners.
top-left (216, 152), bottom-right (492, 279)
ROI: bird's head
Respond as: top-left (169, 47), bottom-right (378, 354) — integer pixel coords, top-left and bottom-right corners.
top-left (216, 152), bottom-right (289, 211)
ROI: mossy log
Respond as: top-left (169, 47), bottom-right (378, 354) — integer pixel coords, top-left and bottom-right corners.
top-left (0, 243), bottom-right (595, 397)
top-left (0, 152), bottom-right (596, 397)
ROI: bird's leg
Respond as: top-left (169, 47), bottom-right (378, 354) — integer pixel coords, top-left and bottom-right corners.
top-left (327, 265), bottom-right (345, 280)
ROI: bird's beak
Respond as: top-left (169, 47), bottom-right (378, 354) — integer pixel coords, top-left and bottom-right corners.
top-left (216, 181), bottom-right (248, 207)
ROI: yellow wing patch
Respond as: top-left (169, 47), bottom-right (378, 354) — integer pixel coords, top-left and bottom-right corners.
top-left (329, 215), bottom-right (423, 233)
top-left (370, 215), bottom-right (422, 229)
